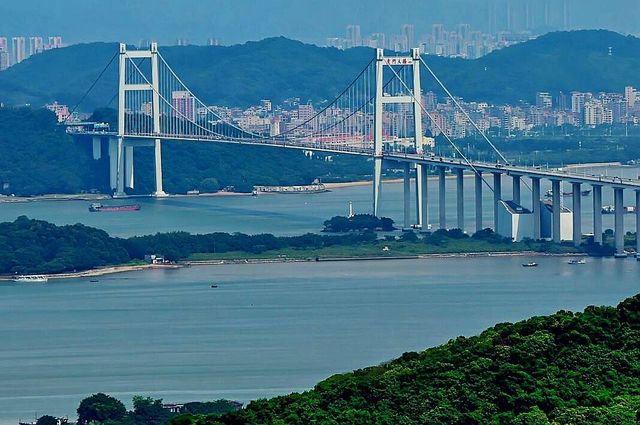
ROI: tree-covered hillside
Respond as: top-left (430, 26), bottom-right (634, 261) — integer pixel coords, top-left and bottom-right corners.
top-left (1, 31), bottom-right (640, 108)
top-left (172, 294), bottom-right (640, 424)
top-left (0, 107), bottom-right (101, 195)
top-left (0, 216), bottom-right (130, 274)
top-left (0, 107), bottom-right (370, 196)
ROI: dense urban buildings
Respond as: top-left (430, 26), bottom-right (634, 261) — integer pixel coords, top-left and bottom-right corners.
top-left (0, 35), bottom-right (63, 70)
top-left (184, 85), bottom-right (640, 144)
top-left (325, 0), bottom-right (576, 56)
top-left (326, 23), bottom-right (535, 58)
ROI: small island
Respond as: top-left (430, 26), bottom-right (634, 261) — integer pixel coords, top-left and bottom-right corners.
top-left (0, 216), bottom-right (634, 279)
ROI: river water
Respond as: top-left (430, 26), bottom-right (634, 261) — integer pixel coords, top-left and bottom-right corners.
top-left (1, 257), bottom-right (639, 422)
top-left (0, 165), bottom-right (639, 238)
top-left (0, 166), bottom-right (639, 423)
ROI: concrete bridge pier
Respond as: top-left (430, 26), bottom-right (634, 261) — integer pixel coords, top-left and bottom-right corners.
top-left (438, 166), bottom-right (446, 230)
top-left (125, 145), bottom-right (134, 189)
top-left (551, 179), bottom-right (561, 243)
top-left (475, 172), bottom-right (483, 233)
top-left (532, 177), bottom-right (541, 239)
top-left (115, 137), bottom-right (126, 197)
top-left (92, 137), bottom-right (102, 160)
top-left (614, 188), bottom-right (626, 257)
top-left (492, 172), bottom-right (502, 232)
top-left (403, 162), bottom-right (411, 229)
top-left (593, 185), bottom-right (603, 245)
top-left (572, 182), bottom-right (582, 247)
top-left (108, 138), bottom-right (118, 191)
top-left (455, 168), bottom-right (464, 231)
top-left (636, 190), bottom-right (640, 258)
top-left (416, 164), bottom-right (428, 230)
top-left (512, 175), bottom-right (521, 205)
top-left (153, 139), bottom-right (167, 197)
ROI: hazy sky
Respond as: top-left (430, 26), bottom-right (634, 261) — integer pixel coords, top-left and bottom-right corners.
top-left (1, 0), bottom-right (638, 45)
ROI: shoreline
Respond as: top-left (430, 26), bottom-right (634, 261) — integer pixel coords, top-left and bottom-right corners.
top-left (0, 251), bottom-right (593, 282)
top-left (0, 264), bottom-right (181, 282)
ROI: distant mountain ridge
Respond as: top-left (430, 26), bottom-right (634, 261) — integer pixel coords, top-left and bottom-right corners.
top-left (0, 30), bottom-right (639, 110)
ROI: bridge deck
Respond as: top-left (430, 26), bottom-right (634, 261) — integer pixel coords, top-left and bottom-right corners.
top-left (73, 130), bottom-right (640, 191)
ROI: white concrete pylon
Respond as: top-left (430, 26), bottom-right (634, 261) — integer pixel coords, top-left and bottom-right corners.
top-left (572, 182), bottom-right (582, 247)
top-left (372, 48), bottom-right (424, 217)
top-left (592, 185), bottom-right (603, 245)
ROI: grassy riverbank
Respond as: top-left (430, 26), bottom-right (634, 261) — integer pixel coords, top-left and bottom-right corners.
top-left (186, 236), bottom-right (581, 262)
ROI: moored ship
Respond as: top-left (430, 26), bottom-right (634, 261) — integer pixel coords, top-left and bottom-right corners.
top-left (89, 202), bottom-right (141, 212)
top-left (253, 183), bottom-right (328, 195)
top-left (14, 275), bottom-right (48, 283)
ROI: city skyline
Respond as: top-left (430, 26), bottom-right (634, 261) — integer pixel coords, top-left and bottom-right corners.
top-left (0, 0), bottom-right (638, 46)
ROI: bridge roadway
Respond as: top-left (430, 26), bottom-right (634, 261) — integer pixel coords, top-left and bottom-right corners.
top-left (387, 151), bottom-right (640, 259)
top-left (74, 130), bottom-right (640, 258)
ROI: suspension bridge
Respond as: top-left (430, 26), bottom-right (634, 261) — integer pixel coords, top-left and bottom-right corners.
top-left (66, 43), bottom-right (640, 258)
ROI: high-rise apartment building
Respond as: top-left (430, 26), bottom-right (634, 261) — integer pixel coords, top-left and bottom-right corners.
top-left (12, 37), bottom-right (26, 64)
top-left (345, 25), bottom-right (361, 48)
top-left (172, 91), bottom-right (196, 121)
top-left (535, 92), bottom-right (552, 109)
top-left (432, 24), bottom-right (444, 43)
top-left (298, 104), bottom-right (314, 122)
top-left (47, 36), bottom-right (63, 49)
top-left (0, 51), bottom-right (9, 71)
top-left (400, 24), bottom-right (415, 49)
top-left (625, 86), bottom-right (636, 109)
top-left (29, 36), bottom-right (43, 56)
top-left (571, 92), bottom-right (586, 115)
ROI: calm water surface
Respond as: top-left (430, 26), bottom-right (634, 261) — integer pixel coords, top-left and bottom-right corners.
top-left (0, 257), bottom-right (639, 422)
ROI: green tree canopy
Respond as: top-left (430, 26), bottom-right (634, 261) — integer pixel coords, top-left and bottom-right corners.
top-left (77, 393), bottom-right (127, 424)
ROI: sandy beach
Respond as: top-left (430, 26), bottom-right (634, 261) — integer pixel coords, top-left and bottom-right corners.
top-left (0, 263), bottom-right (182, 282)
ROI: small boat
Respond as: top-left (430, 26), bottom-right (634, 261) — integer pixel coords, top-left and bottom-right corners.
top-left (602, 205), bottom-right (615, 214)
top-left (90, 279), bottom-right (99, 283)
top-left (522, 262), bottom-right (538, 268)
top-left (210, 284), bottom-right (218, 288)
top-left (13, 275), bottom-right (48, 283)
top-left (547, 189), bottom-right (593, 197)
top-left (568, 259), bottom-right (586, 265)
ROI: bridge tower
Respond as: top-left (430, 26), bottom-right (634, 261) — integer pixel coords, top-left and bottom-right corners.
top-left (114, 42), bottom-right (166, 197)
top-left (373, 48), bottom-right (423, 225)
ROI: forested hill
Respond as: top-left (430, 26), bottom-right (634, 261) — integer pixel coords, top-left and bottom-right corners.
top-left (173, 294), bottom-right (640, 424)
top-left (0, 107), bottom-right (370, 196)
top-left (1, 30), bottom-right (640, 109)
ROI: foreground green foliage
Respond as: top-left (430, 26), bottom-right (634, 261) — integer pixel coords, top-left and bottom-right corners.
top-left (74, 394), bottom-right (240, 425)
top-left (170, 293), bottom-right (640, 424)
top-left (77, 393), bottom-right (127, 424)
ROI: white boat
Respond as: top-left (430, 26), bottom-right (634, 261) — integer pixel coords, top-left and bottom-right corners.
top-left (568, 259), bottom-right (586, 265)
top-left (13, 275), bottom-right (49, 283)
